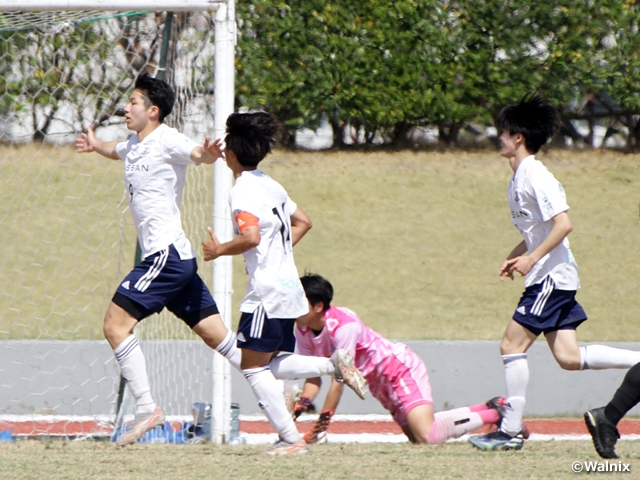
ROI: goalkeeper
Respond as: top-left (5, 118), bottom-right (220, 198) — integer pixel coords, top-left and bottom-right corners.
top-left (293, 273), bottom-right (510, 444)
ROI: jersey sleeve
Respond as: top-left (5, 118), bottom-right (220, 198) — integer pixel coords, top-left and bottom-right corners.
top-left (165, 130), bottom-right (199, 166)
top-left (529, 167), bottom-right (569, 221)
top-left (331, 322), bottom-right (361, 360)
top-left (115, 140), bottom-right (128, 161)
top-left (284, 195), bottom-right (298, 217)
top-left (230, 183), bottom-right (262, 219)
top-left (234, 210), bottom-right (259, 232)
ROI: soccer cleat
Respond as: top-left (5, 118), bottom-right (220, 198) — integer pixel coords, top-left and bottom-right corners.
top-left (116, 406), bottom-right (165, 446)
top-left (584, 407), bottom-right (620, 459)
top-left (485, 396), bottom-right (530, 440)
top-left (261, 438), bottom-right (309, 455)
top-left (468, 429), bottom-right (525, 451)
top-left (330, 349), bottom-right (369, 400)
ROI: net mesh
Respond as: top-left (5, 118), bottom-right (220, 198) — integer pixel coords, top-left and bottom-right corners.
top-left (0, 9), bottom-right (221, 431)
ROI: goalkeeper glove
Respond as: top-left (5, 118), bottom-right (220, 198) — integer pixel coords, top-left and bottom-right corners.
top-left (293, 395), bottom-right (314, 420)
top-left (303, 409), bottom-right (334, 444)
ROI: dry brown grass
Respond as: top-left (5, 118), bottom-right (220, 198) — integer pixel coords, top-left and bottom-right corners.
top-left (2, 145), bottom-right (640, 341)
top-left (1, 439), bottom-right (638, 480)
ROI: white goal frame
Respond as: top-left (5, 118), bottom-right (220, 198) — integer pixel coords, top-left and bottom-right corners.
top-left (0, 0), bottom-right (236, 444)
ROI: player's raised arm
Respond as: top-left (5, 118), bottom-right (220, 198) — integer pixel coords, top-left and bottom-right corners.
top-left (75, 125), bottom-right (119, 160)
top-left (191, 136), bottom-right (224, 165)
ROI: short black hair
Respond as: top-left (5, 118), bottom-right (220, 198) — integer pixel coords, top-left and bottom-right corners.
top-left (496, 94), bottom-right (559, 153)
top-left (300, 273), bottom-right (333, 312)
top-left (225, 112), bottom-right (279, 167)
top-left (134, 72), bottom-right (175, 122)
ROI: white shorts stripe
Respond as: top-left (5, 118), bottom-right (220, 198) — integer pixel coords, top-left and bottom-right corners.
top-left (531, 276), bottom-right (554, 316)
top-left (250, 305), bottom-right (265, 339)
top-left (134, 248), bottom-right (169, 293)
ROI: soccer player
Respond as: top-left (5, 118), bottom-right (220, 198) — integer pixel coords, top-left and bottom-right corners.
top-left (201, 112), bottom-right (367, 455)
top-left (468, 95), bottom-right (640, 451)
top-left (290, 273), bottom-right (507, 445)
top-left (75, 73), bottom-right (242, 446)
top-left (584, 363), bottom-right (640, 459)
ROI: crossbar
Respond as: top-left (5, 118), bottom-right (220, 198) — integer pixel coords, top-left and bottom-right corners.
top-left (0, 0), bottom-right (223, 11)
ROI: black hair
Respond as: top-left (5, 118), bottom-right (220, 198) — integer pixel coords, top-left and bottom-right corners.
top-left (225, 112), bottom-right (279, 167)
top-left (134, 72), bottom-right (175, 122)
top-left (496, 94), bottom-right (559, 153)
top-left (300, 273), bottom-right (333, 312)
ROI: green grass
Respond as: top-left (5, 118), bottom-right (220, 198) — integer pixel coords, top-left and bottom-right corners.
top-left (0, 440), bottom-right (638, 480)
top-left (2, 145), bottom-right (640, 341)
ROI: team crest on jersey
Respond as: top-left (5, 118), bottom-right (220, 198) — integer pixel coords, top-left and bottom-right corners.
top-left (514, 191), bottom-right (520, 203)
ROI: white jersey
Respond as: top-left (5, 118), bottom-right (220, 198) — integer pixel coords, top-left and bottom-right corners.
top-left (508, 155), bottom-right (579, 290)
top-left (115, 124), bottom-right (198, 260)
top-left (230, 170), bottom-right (308, 319)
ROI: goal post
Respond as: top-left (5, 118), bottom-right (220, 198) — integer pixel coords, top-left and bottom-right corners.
top-left (0, 0), bottom-right (236, 444)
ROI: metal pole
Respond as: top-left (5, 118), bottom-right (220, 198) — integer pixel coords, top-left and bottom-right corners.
top-left (210, 0), bottom-right (235, 444)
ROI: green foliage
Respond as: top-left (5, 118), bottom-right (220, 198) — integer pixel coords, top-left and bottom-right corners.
top-left (236, 0), bottom-right (640, 146)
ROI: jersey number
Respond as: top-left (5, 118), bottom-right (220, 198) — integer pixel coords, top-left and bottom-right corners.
top-left (272, 204), bottom-right (291, 252)
top-left (128, 183), bottom-right (134, 203)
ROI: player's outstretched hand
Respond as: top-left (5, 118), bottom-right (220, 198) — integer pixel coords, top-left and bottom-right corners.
top-left (75, 125), bottom-right (97, 153)
top-left (202, 227), bottom-right (221, 261)
top-left (203, 136), bottom-right (224, 160)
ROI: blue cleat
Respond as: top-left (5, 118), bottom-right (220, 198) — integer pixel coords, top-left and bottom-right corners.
top-left (468, 429), bottom-right (524, 451)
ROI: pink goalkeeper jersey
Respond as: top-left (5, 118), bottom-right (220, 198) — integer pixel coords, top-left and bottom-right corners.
top-left (295, 306), bottom-right (398, 378)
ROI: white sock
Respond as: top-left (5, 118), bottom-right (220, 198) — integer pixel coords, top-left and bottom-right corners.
top-left (242, 366), bottom-right (301, 443)
top-left (501, 353), bottom-right (528, 437)
top-left (580, 345), bottom-right (640, 370)
top-left (215, 330), bottom-right (241, 371)
top-left (113, 334), bottom-right (155, 411)
top-left (433, 410), bottom-right (484, 439)
top-left (269, 353), bottom-right (335, 380)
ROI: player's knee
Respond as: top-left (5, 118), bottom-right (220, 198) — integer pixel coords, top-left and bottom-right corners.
top-left (555, 353), bottom-right (580, 370)
top-left (500, 338), bottom-right (515, 355)
top-left (103, 309), bottom-right (132, 347)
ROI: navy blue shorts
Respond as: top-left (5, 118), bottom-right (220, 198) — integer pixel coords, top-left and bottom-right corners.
top-left (512, 276), bottom-right (587, 336)
top-left (112, 244), bottom-right (219, 328)
top-left (236, 304), bottom-right (296, 353)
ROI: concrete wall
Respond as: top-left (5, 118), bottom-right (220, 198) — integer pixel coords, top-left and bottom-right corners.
top-left (1, 340), bottom-right (638, 417)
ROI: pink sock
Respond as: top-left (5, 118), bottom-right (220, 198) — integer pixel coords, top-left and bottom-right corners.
top-left (426, 414), bottom-right (455, 444)
top-left (468, 402), bottom-right (488, 413)
top-left (478, 408), bottom-right (500, 424)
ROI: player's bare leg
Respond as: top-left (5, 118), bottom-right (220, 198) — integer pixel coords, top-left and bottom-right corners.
top-left (193, 314), bottom-right (241, 370)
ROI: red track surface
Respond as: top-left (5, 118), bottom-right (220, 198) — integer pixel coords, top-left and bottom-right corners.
top-left (3, 417), bottom-right (640, 437)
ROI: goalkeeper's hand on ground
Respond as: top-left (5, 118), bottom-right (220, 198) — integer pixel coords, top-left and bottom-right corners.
top-left (303, 409), bottom-right (334, 444)
top-left (293, 395), bottom-right (314, 420)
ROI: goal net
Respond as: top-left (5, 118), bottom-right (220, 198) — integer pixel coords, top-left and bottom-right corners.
top-left (0, 2), bottom-right (235, 442)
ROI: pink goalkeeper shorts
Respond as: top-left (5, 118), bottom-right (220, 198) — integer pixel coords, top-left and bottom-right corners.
top-left (366, 342), bottom-right (433, 427)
